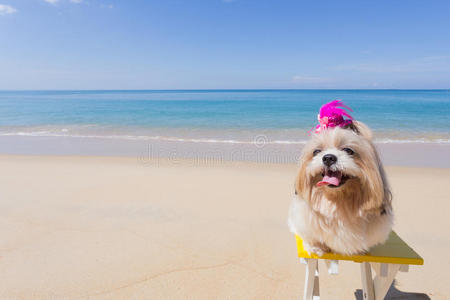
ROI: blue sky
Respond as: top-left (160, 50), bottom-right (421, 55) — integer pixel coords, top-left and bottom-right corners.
top-left (0, 0), bottom-right (449, 89)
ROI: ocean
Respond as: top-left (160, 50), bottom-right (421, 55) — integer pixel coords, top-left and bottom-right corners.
top-left (0, 89), bottom-right (449, 144)
top-left (0, 90), bottom-right (449, 166)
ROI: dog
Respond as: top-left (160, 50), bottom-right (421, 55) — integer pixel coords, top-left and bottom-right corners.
top-left (288, 101), bottom-right (393, 255)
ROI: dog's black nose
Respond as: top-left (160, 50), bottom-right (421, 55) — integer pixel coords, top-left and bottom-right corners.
top-left (322, 154), bottom-right (337, 166)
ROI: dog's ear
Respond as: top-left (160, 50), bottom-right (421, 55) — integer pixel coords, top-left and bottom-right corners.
top-left (348, 120), bottom-right (373, 140)
top-left (361, 150), bottom-right (392, 213)
top-left (295, 155), bottom-right (310, 199)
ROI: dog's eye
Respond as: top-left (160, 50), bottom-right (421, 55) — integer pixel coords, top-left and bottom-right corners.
top-left (313, 149), bottom-right (321, 156)
top-left (342, 147), bottom-right (354, 155)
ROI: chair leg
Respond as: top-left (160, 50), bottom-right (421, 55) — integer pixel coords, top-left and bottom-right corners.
top-left (304, 259), bottom-right (320, 300)
top-left (325, 259), bottom-right (339, 274)
top-left (399, 264), bottom-right (409, 272)
top-left (373, 264), bottom-right (400, 300)
top-left (360, 262), bottom-right (375, 300)
top-left (370, 262), bottom-right (388, 277)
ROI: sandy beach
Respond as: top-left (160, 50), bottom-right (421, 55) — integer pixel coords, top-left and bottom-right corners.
top-left (0, 154), bottom-right (448, 299)
top-left (2, 0), bottom-right (449, 298)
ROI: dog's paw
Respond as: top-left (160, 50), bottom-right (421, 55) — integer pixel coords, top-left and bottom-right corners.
top-left (308, 246), bottom-right (326, 257)
top-left (304, 242), bottom-right (330, 257)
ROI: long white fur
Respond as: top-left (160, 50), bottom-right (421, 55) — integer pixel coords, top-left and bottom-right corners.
top-left (288, 124), bottom-right (393, 255)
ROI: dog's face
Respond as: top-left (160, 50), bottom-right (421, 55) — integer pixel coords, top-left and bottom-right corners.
top-left (296, 121), bottom-right (390, 212)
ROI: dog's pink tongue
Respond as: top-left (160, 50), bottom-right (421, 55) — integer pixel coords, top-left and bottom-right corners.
top-left (317, 174), bottom-right (341, 187)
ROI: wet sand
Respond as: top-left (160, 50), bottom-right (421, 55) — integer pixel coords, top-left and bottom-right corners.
top-left (0, 135), bottom-right (449, 167)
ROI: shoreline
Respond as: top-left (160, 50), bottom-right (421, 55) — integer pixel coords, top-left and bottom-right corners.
top-left (0, 135), bottom-right (449, 168)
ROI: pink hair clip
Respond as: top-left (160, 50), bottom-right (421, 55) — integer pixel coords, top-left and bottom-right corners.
top-left (310, 100), bottom-right (354, 134)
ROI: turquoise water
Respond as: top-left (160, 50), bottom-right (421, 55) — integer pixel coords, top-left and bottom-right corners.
top-left (0, 90), bottom-right (449, 143)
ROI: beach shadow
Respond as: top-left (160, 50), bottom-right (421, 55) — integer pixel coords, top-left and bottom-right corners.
top-left (354, 280), bottom-right (431, 300)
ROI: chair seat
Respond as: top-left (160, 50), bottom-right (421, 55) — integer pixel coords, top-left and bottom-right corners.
top-left (295, 231), bottom-right (423, 265)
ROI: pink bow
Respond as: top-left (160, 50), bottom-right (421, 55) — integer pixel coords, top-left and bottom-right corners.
top-left (316, 115), bottom-right (329, 133)
top-left (308, 100), bottom-right (354, 135)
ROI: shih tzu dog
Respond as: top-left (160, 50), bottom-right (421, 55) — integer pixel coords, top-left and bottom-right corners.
top-left (288, 100), bottom-right (393, 255)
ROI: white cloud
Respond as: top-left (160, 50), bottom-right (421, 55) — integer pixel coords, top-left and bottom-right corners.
top-left (331, 56), bottom-right (450, 73)
top-left (292, 75), bottom-right (329, 84)
top-left (0, 4), bottom-right (17, 15)
top-left (422, 55), bottom-right (448, 61)
top-left (101, 3), bottom-right (114, 9)
top-left (44, 0), bottom-right (85, 5)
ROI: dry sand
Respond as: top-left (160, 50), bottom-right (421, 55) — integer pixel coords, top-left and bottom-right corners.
top-left (0, 155), bottom-right (448, 299)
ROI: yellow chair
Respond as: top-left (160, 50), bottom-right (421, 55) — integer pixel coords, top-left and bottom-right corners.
top-left (295, 231), bottom-right (423, 300)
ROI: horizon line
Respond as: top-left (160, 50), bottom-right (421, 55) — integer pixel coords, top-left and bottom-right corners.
top-left (0, 88), bottom-right (449, 92)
